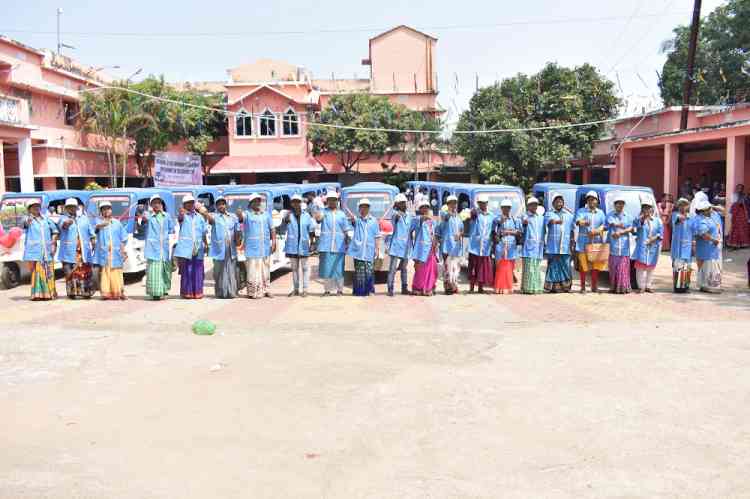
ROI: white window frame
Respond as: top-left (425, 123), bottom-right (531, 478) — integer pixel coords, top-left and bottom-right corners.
top-left (258, 108), bottom-right (278, 138)
top-left (235, 108), bottom-right (253, 138)
top-left (281, 107), bottom-right (300, 137)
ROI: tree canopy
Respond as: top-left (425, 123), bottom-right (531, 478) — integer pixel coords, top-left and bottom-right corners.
top-left (307, 93), bottom-right (435, 173)
top-left (660, 0), bottom-right (750, 106)
top-left (79, 76), bottom-right (225, 185)
top-left (453, 63), bottom-right (619, 190)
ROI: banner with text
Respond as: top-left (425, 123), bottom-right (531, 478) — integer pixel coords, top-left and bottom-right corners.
top-left (154, 152), bottom-right (202, 187)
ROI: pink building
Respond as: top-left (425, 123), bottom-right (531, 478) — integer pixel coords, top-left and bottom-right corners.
top-left (197, 25), bottom-right (452, 184)
top-left (0, 36), bottom-right (139, 193)
top-left (544, 105), bottom-right (750, 232)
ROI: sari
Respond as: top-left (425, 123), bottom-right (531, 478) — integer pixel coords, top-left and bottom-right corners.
top-left (100, 233), bottom-right (125, 300)
top-left (494, 259), bottom-right (515, 294)
top-left (64, 238), bottom-right (94, 299)
top-left (608, 254), bottom-right (631, 294)
top-left (728, 197), bottom-right (750, 248)
top-left (213, 239), bottom-right (239, 299)
top-left (520, 258), bottom-right (543, 294)
top-left (30, 261), bottom-right (57, 300)
top-left (544, 254), bottom-right (572, 293)
top-left (353, 259), bottom-right (375, 296)
top-left (178, 256), bottom-right (204, 299)
top-left (245, 257), bottom-right (270, 298)
top-left (412, 249), bottom-right (438, 294)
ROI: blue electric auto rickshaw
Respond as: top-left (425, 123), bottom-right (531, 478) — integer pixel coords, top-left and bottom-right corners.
top-left (222, 184), bottom-right (299, 272)
top-left (0, 189), bottom-right (92, 288)
top-left (85, 188), bottom-right (176, 275)
top-left (163, 186), bottom-right (221, 211)
top-left (575, 184), bottom-right (656, 220)
top-left (340, 182), bottom-right (400, 273)
top-left (531, 182), bottom-right (578, 213)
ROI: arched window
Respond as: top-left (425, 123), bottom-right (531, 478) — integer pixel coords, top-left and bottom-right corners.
top-left (259, 109), bottom-right (277, 137)
top-left (282, 108), bottom-right (299, 136)
top-left (235, 109), bottom-right (252, 137)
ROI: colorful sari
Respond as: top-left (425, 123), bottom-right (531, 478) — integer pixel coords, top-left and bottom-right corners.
top-left (544, 254), bottom-right (572, 293)
top-left (30, 261), bottom-right (57, 300)
top-left (64, 238), bottom-right (94, 299)
top-left (728, 198), bottom-right (750, 248)
top-left (608, 254), bottom-right (631, 294)
top-left (353, 259), bottom-right (375, 296)
top-left (412, 249), bottom-right (438, 294)
top-left (178, 256), bottom-right (204, 299)
top-left (100, 234), bottom-right (125, 300)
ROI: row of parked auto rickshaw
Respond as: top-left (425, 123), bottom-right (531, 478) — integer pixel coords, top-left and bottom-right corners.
top-left (0, 180), bottom-right (656, 288)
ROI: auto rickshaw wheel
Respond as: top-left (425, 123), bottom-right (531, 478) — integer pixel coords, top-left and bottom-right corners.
top-left (1, 263), bottom-right (21, 289)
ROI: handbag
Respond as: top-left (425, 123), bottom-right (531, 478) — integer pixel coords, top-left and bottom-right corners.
top-left (585, 242), bottom-right (610, 263)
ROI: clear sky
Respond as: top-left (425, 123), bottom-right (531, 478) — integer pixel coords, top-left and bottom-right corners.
top-left (4, 0), bottom-right (726, 124)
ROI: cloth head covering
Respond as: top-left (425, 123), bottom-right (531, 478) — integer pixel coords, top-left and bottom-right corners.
top-left (181, 194), bottom-right (196, 204)
top-left (526, 196), bottom-right (539, 205)
top-left (446, 195), bottom-right (458, 203)
top-left (291, 194), bottom-right (303, 202)
top-left (690, 191), bottom-right (709, 216)
top-left (357, 198), bottom-right (371, 207)
top-left (500, 199), bottom-right (512, 208)
top-left (394, 193), bottom-right (407, 203)
top-left (477, 194), bottom-right (489, 204)
top-left (98, 200), bottom-right (112, 209)
top-left (149, 194), bottom-right (163, 204)
top-left (65, 197), bottom-right (78, 207)
top-left (325, 190), bottom-right (339, 199)
top-left (585, 190), bottom-right (599, 201)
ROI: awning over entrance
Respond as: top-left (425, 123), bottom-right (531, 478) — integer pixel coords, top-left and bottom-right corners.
top-left (210, 155), bottom-right (323, 174)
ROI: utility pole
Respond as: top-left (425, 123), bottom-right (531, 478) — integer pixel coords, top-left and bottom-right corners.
top-left (680, 0), bottom-right (702, 130)
top-left (60, 136), bottom-right (68, 189)
top-left (56, 8), bottom-right (63, 55)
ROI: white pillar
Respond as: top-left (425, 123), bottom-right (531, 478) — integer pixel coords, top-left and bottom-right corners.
top-left (18, 137), bottom-right (34, 192)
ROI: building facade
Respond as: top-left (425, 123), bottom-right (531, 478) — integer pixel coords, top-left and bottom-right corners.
top-left (1, 25), bottom-right (456, 192)
top-left (0, 36), bottom-right (141, 193)
top-left (208, 25), bottom-right (449, 185)
top-left (543, 105), bottom-right (750, 232)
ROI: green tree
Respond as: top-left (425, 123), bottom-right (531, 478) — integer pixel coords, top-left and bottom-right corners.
top-left (660, 0), bottom-right (750, 105)
top-left (453, 63), bottom-right (619, 191)
top-left (79, 83), bottom-right (154, 187)
top-left (307, 94), bottom-right (413, 173)
top-left (400, 111), bottom-right (442, 181)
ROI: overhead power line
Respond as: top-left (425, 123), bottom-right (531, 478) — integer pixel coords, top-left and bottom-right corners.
top-left (2, 12), bottom-right (691, 38)
top-left (81, 85), bottom-right (620, 135)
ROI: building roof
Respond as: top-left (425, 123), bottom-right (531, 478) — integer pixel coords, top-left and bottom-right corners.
top-left (313, 78), bottom-right (371, 94)
top-left (369, 25), bottom-right (437, 42)
top-left (227, 84), bottom-right (311, 106)
top-left (211, 155), bottom-right (323, 174)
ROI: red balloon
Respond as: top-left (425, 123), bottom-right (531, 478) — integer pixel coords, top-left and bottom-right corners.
top-left (379, 219), bottom-right (393, 234)
top-left (0, 227), bottom-right (22, 249)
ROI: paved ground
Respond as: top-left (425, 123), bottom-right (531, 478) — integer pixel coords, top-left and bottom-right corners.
top-left (1, 250), bottom-right (749, 498)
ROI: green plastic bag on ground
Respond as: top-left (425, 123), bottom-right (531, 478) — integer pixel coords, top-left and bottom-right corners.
top-left (192, 320), bottom-right (216, 336)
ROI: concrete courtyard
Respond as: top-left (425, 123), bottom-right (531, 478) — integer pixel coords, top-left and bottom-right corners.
top-left (1, 251), bottom-right (749, 498)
